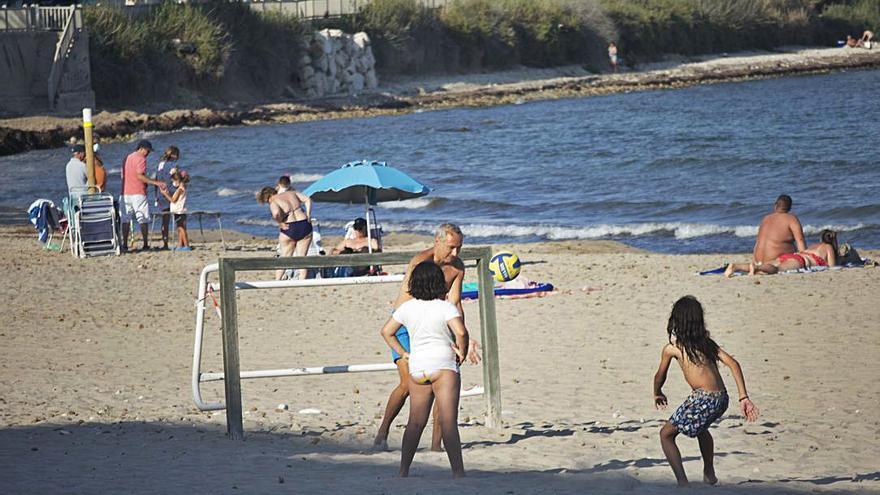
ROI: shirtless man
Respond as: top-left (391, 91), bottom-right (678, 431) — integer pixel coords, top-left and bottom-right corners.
top-left (726, 229), bottom-right (838, 276)
top-left (256, 186), bottom-right (312, 280)
top-left (751, 194), bottom-right (806, 265)
top-left (373, 223), bottom-right (481, 451)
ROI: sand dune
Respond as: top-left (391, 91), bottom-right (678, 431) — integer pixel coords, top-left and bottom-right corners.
top-left (1, 227), bottom-right (878, 494)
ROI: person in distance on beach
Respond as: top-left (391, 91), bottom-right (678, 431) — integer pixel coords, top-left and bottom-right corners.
top-left (654, 296), bottom-right (759, 487)
top-left (373, 223), bottom-right (481, 453)
top-left (751, 194), bottom-right (806, 265)
top-left (154, 146), bottom-right (180, 250)
top-left (380, 261), bottom-right (469, 478)
top-left (121, 140), bottom-right (167, 252)
top-left (608, 42), bottom-right (619, 72)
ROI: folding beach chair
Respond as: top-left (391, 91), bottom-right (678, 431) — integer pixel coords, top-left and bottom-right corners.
top-left (68, 193), bottom-right (121, 258)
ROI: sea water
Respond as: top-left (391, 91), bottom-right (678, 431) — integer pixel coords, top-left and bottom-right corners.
top-left (2, 69), bottom-right (878, 254)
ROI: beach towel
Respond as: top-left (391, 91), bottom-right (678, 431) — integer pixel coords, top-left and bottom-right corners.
top-left (27, 199), bottom-right (63, 244)
top-left (699, 259), bottom-right (873, 276)
top-left (461, 279), bottom-right (554, 300)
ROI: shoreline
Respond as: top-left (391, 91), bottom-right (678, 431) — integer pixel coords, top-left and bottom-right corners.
top-left (2, 46), bottom-right (879, 156)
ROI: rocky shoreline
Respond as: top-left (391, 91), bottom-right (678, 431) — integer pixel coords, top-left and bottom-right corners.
top-left (2, 46), bottom-right (878, 156)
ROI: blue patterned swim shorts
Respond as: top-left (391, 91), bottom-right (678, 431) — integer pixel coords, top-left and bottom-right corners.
top-left (669, 389), bottom-right (729, 438)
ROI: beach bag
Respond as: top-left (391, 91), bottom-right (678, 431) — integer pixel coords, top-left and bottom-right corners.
top-left (837, 243), bottom-right (862, 266)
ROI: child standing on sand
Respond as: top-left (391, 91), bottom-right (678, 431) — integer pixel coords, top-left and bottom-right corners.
top-left (380, 261), bottom-right (469, 478)
top-left (653, 296), bottom-right (759, 487)
top-left (160, 169), bottom-right (190, 251)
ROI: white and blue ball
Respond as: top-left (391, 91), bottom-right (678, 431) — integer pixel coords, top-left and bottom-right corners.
top-left (489, 251), bottom-right (521, 282)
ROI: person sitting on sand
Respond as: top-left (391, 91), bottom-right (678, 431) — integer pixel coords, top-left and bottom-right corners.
top-left (331, 218), bottom-right (380, 254)
top-left (380, 261), bottom-right (470, 478)
top-left (256, 185), bottom-right (313, 280)
top-left (654, 296), bottom-right (759, 487)
top-left (752, 194), bottom-right (806, 265)
top-left (725, 229), bottom-right (838, 277)
top-left (846, 35), bottom-right (859, 48)
top-left (859, 30), bottom-right (874, 48)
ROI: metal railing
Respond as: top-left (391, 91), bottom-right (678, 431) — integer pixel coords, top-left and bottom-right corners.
top-left (47, 5), bottom-right (79, 110)
top-left (1, 5), bottom-right (81, 32)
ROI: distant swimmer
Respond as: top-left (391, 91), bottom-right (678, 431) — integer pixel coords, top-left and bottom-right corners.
top-left (751, 194), bottom-right (806, 265)
top-left (725, 229), bottom-right (838, 277)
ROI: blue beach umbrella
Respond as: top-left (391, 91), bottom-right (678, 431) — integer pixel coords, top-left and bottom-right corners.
top-left (303, 160), bottom-right (431, 252)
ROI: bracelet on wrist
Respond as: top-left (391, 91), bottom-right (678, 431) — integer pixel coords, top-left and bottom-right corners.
top-left (738, 396), bottom-right (749, 402)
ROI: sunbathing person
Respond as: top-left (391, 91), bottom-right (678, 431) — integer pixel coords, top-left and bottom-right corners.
top-left (859, 30), bottom-right (874, 48)
top-left (331, 217), bottom-right (380, 254)
top-left (725, 230), bottom-right (838, 277)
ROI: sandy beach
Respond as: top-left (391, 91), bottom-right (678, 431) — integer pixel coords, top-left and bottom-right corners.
top-left (1, 225), bottom-right (878, 494)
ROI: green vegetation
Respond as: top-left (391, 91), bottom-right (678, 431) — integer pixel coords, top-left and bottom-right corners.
top-left (342, 0), bottom-right (877, 72)
top-left (85, 0), bottom-right (878, 106)
top-left (86, 2), bottom-right (304, 107)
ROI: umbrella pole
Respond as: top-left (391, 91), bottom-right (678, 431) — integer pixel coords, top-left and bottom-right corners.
top-left (364, 189), bottom-right (373, 254)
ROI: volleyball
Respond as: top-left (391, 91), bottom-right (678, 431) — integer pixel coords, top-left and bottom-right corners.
top-left (489, 251), bottom-right (521, 282)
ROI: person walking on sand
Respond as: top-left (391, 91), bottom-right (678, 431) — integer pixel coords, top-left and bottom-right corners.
top-left (154, 146), bottom-right (180, 250)
top-left (256, 185), bottom-right (312, 280)
top-left (373, 223), bottom-right (481, 452)
top-left (608, 42), bottom-right (619, 72)
top-left (121, 140), bottom-right (166, 252)
top-left (380, 261), bottom-right (469, 478)
top-left (654, 296), bottom-right (759, 487)
top-left (751, 194), bottom-right (806, 265)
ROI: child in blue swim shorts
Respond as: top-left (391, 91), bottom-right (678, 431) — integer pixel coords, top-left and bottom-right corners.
top-left (653, 296), bottom-right (760, 487)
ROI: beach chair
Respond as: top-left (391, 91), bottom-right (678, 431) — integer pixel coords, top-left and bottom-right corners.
top-left (68, 193), bottom-right (121, 258)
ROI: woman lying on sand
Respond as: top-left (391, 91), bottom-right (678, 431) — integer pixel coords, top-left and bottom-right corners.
top-left (725, 229), bottom-right (838, 277)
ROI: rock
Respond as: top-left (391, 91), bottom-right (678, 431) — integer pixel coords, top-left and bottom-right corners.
top-left (351, 73), bottom-right (365, 92)
top-left (297, 54), bottom-right (311, 68)
top-left (317, 54), bottom-right (329, 73)
top-left (315, 30), bottom-right (333, 54)
top-left (353, 32), bottom-right (370, 49)
top-left (365, 69), bottom-right (378, 88)
top-left (321, 28), bottom-right (344, 38)
top-left (335, 50), bottom-right (350, 66)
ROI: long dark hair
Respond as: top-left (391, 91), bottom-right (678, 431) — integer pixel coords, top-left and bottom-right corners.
top-left (408, 261), bottom-right (447, 301)
top-left (820, 229), bottom-right (839, 257)
top-left (667, 296), bottom-right (719, 365)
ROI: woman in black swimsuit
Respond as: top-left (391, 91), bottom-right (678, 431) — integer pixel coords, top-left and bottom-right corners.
top-left (257, 186), bottom-right (313, 280)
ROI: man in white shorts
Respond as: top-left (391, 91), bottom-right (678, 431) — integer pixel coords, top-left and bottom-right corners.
top-left (121, 140), bottom-right (166, 251)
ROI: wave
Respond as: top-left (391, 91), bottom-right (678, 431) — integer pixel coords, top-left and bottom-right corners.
top-left (376, 198), bottom-right (441, 210)
top-left (234, 218), bottom-right (872, 241)
top-left (287, 173), bottom-right (323, 183)
top-left (391, 222), bottom-right (870, 241)
top-left (216, 187), bottom-right (252, 197)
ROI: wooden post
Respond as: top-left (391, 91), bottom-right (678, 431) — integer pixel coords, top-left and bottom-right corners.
top-left (82, 108), bottom-right (96, 193)
top-left (218, 258), bottom-right (245, 440)
top-left (476, 247), bottom-right (502, 427)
